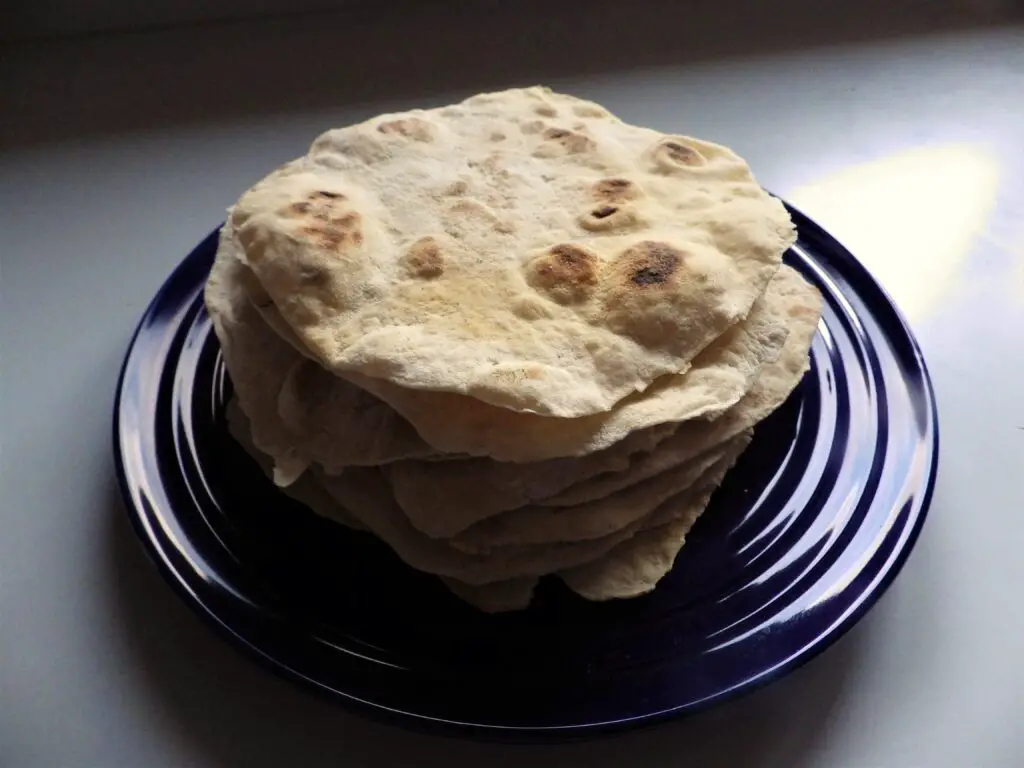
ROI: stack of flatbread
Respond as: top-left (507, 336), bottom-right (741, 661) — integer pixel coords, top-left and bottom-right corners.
top-left (205, 87), bottom-right (823, 612)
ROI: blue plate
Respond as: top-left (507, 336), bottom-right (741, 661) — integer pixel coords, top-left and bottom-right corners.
top-left (113, 203), bottom-right (938, 739)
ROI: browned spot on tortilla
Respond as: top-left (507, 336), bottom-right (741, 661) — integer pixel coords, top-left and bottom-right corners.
top-left (592, 178), bottom-right (640, 202)
top-left (621, 241), bottom-right (683, 286)
top-left (403, 236), bottom-right (445, 279)
top-left (662, 140), bottom-right (705, 166)
top-left (541, 127), bottom-right (594, 154)
top-left (280, 187), bottom-right (365, 252)
top-left (525, 244), bottom-right (600, 304)
top-left (377, 117), bottom-right (435, 141)
top-left (578, 200), bottom-right (641, 232)
top-left (301, 210), bottom-right (363, 252)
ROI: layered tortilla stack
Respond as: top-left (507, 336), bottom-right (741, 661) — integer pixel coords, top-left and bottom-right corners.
top-left (205, 87), bottom-right (823, 612)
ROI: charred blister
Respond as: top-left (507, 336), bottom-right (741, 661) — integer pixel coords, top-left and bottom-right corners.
top-left (524, 243), bottom-right (601, 304)
top-left (402, 236), bottom-right (446, 279)
top-left (649, 137), bottom-right (708, 173)
top-left (592, 177), bottom-right (642, 203)
top-left (619, 241), bottom-right (684, 288)
top-left (597, 240), bottom-right (694, 345)
top-left (578, 203), bottom-right (642, 232)
top-left (539, 127), bottom-right (595, 155)
top-left (280, 190), bottom-right (365, 252)
top-left (577, 177), bottom-right (647, 231)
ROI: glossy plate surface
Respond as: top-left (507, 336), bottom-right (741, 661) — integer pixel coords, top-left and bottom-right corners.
top-left (114, 204), bottom-right (938, 738)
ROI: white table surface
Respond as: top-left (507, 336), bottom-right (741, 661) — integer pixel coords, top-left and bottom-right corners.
top-left (2, 4), bottom-right (1023, 766)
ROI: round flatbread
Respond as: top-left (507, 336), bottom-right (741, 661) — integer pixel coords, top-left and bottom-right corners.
top-left (383, 265), bottom-right (821, 536)
top-left (225, 86), bottom-right (795, 418)
top-left (206, 235), bottom-right (438, 484)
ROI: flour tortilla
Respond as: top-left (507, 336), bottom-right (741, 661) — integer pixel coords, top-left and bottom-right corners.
top-left (303, 265), bottom-right (795, 471)
top-left (226, 86), bottom-right (795, 418)
top-left (557, 271), bottom-right (823, 600)
top-left (557, 489), bottom-right (712, 601)
top-left (547, 267), bottom-right (822, 507)
top-left (440, 577), bottom-right (538, 613)
top-left (242, 268), bottom-right (443, 472)
top-left (224, 399), bottom-right (366, 529)
top-left (228, 404), bottom-right (741, 597)
top-left (557, 435), bottom-right (764, 601)
top-left (205, 237), bottom-right (439, 483)
top-left (447, 434), bottom-right (750, 554)
top-left (228, 401), bottom-right (537, 610)
top-left (205, 233), bottom-right (311, 485)
top-left (383, 266), bottom-right (818, 538)
top-left (385, 423), bottom-right (678, 539)
top-left (540, 418), bottom-right (752, 508)
top-left (310, 453), bottom-right (736, 586)
top-left (276, 356), bottom-right (440, 474)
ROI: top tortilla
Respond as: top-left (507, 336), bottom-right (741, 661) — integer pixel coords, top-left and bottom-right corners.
top-left (225, 86), bottom-right (795, 418)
